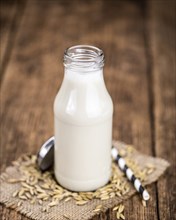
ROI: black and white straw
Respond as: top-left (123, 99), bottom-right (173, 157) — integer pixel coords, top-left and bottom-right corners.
top-left (111, 147), bottom-right (150, 201)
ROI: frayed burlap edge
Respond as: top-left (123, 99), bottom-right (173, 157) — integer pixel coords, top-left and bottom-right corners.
top-left (0, 141), bottom-right (170, 220)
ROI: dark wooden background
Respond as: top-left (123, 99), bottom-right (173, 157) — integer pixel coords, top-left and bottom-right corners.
top-left (0, 0), bottom-right (175, 219)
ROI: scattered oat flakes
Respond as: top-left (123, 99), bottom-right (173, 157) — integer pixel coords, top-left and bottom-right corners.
top-left (17, 201), bottom-right (22, 207)
top-left (6, 152), bottom-right (153, 217)
top-left (12, 190), bottom-right (19, 197)
top-left (142, 200), bottom-right (147, 207)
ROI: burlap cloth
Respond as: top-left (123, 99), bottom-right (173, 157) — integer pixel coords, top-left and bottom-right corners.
top-left (0, 140), bottom-right (169, 220)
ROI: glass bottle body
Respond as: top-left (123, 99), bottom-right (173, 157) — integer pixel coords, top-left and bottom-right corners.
top-left (54, 45), bottom-right (113, 191)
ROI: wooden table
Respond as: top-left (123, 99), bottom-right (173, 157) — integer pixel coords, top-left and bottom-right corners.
top-left (0, 0), bottom-right (175, 219)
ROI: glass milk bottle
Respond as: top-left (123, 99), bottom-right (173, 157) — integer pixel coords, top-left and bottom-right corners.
top-left (54, 45), bottom-right (113, 191)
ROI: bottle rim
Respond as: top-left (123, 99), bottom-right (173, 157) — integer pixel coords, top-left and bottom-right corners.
top-left (63, 45), bottom-right (104, 71)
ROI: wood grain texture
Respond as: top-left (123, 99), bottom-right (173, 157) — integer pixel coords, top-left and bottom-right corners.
top-left (0, 0), bottom-right (175, 219)
top-left (148, 0), bottom-right (176, 219)
top-left (0, 0), bottom-right (25, 82)
top-left (0, 1), bottom-right (16, 64)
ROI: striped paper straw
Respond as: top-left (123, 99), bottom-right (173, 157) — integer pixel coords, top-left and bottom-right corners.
top-left (111, 147), bottom-right (150, 201)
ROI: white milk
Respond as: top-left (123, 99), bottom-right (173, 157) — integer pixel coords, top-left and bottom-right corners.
top-left (54, 45), bottom-right (113, 191)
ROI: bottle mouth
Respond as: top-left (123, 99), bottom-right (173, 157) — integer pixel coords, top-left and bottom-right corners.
top-left (63, 45), bottom-right (104, 71)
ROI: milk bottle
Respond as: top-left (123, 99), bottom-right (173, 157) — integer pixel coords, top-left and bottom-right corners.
top-left (54, 45), bottom-right (113, 191)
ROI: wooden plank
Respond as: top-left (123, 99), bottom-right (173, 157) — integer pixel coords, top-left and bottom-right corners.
top-left (1, 0), bottom-right (158, 219)
top-left (0, 1), bottom-right (16, 64)
top-left (0, 1), bottom-right (25, 82)
top-left (148, 1), bottom-right (176, 219)
top-left (105, 1), bottom-right (159, 219)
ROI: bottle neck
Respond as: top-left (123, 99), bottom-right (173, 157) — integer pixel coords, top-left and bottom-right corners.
top-left (64, 67), bottom-right (104, 83)
top-left (63, 45), bottom-right (104, 72)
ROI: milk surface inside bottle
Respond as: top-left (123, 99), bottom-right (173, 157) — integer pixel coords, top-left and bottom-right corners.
top-left (54, 45), bottom-right (113, 191)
